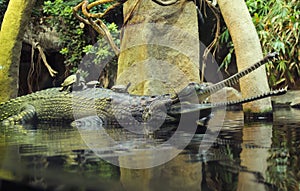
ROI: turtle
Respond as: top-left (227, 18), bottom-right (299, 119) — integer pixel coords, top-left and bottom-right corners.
top-left (60, 71), bottom-right (86, 92)
top-left (111, 82), bottom-right (131, 93)
top-left (86, 80), bottom-right (100, 88)
top-left (60, 74), bottom-right (77, 92)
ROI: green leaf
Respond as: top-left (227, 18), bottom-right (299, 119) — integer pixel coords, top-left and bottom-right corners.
top-left (60, 48), bottom-right (69, 55)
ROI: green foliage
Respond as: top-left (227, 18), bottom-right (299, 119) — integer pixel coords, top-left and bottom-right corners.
top-left (219, 0), bottom-right (299, 88)
top-left (83, 23), bottom-right (119, 65)
top-left (80, 22), bottom-right (119, 85)
top-left (43, 0), bottom-right (88, 69)
top-left (218, 29), bottom-right (234, 72)
top-left (43, 0), bottom-right (120, 79)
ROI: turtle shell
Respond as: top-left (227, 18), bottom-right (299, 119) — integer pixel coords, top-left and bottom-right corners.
top-left (86, 80), bottom-right (100, 88)
top-left (111, 82), bottom-right (131, 93)
top-left (61, 74), bottom-right (76, 87)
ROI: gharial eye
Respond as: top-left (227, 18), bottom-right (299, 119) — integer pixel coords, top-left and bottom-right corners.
top-left (195, 84), bottom-right (207, 91)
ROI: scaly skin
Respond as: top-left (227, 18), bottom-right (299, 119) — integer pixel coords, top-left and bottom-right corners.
top-left (0, 87), bottom-right (169, 124)
top-left (0, 52), bottom-right (282, 125)
top-left (0, 86), bottom-right (286, 125)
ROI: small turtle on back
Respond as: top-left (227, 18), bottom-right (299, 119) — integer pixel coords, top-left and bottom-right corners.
top-left (60, 74), bottom-right (76, 92)
top-left (60, 70), bottom-right (86, 92)
top-left (86, 80), bottom-right (100, 88)
top-left (111, 82), bottom-right (131, 93)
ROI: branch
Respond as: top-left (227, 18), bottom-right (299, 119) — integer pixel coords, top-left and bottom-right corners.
top-left (73, 0), bottom-right (128, 56)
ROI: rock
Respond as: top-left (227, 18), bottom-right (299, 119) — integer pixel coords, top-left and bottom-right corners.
top-left (271, 90), bottom-right (300, 107)
top-left (24, 26), bottom-right (60, 51)
top-left (117, 0), bottom-right (200, 95)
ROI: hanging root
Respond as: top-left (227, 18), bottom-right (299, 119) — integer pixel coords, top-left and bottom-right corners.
top-left (25, 39), bottom-right (58, 93)
top-left (35, 42), bottom-right (58, 77)
top-left (201, 0), bottom-right (221, 82)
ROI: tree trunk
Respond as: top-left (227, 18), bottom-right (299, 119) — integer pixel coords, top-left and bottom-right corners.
top-left (218, 0), bottom-right (272, 116)
top-left (117, 0), bottom-right (200, 95)
top-left (0, 0), bottom-right (36, 102)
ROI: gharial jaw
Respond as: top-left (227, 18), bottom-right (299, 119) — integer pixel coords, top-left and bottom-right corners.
top-left (174, 52), bottom-right (279, 103)
top-left (166, 86), bottom-right (287, 118)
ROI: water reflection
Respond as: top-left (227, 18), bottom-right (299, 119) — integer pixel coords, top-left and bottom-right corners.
top-left (238, 122), bottom-right (272, 191)
top-left (0, 108), bottom-right (299, 190)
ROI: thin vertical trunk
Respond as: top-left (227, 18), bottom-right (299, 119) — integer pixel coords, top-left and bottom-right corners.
top-left (218, 0), bottom-right (272, 116)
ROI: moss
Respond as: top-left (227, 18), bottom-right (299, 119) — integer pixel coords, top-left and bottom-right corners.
top-left (0, 0), bottom-right (36, 102)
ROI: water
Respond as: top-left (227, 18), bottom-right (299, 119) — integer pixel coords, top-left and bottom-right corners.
top-left (0, 108), bottom-right (299, 191)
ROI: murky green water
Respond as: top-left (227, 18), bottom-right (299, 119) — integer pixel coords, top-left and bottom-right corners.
top-left (0, 108), bottom-right (299, 191)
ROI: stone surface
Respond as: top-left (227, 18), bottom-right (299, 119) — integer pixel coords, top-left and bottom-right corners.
top-left (117, 0), bottom-right (200, 95)
top-left (23, 26), bottom-right (60, 51)
top-left (271, 90), bottom-right (300, 107)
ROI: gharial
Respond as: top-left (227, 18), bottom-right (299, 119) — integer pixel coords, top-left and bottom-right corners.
top-left (0, 52), bottom-right (287, 127)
